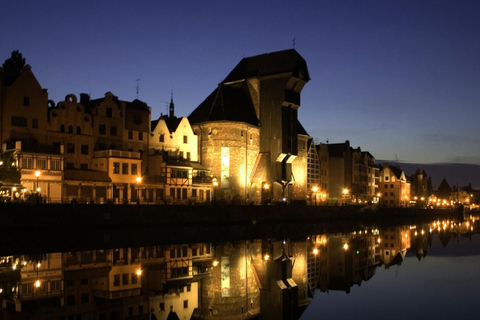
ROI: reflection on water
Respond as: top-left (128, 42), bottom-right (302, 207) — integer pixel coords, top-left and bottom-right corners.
top-left (0, 214), bottom-right (478, 320)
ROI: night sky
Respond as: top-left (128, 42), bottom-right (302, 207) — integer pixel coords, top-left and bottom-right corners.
top-left (2, 1), bottom-right (480, 171)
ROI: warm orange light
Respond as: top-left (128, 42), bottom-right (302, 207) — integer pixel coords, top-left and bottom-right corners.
top-left (212, 260), bottom-right (219, 267)
top-left (313, 248), bottom-right (319, 255)
top-left (136, 176), bottom-right (142, 184)
top-left (343, 243), bottom-right (349, 250)
top-left (35, 171), bottom-right (41, 178)
top-left (136, 268), bottom-right (142, 276)
top-left (35, 280), bottom-right (41, 288)
top-left (264, 254), bottom-right (270, 261)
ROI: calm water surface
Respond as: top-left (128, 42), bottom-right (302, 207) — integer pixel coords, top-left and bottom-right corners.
top-left (0, 212), bottom-right (478, 320)
top-left (302, 230), bottom-right (480, 320)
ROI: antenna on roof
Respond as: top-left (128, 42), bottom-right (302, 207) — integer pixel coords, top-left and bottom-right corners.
top-left (136, 78), bottom-right (141, 99)
top-left (293, 36), bottom-right (296, 48)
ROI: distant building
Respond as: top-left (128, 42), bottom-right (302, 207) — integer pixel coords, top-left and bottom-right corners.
top-left (378, 163), bottom-right (411, 207)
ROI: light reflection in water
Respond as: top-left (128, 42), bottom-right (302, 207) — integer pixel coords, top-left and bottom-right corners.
top-left (0, 215), bottom-right (478, 320)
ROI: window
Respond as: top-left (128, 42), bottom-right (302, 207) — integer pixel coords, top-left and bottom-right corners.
top-left (390, 184), bottom-right (394, 188)
top-left (131, 273), bottom-right (138, 284)
top-left (110, 126), bottom-right (117, 136)
top-left (67, 295), bottom-right (75, 306)
top-left (67, 143), bottom-right (75, 154)
top-left (160, 302), bottom-right (165, 311)
top-left (80, 163), bottom-right (88, 170)
top-left (192, 189), bottom-right (197, 197)
top-left (385, 176), bottom-right (389, 181)
top-left (138, 132), bottom-right (143, 140)
top-left (23, 96), bottom-right (30, 106)
top-left (113, 274), bottom-right (120, 286)
top-left (99, 124), bottom-right (106, 135)
top-left (122, 273), bottom-right (129, 285)
top-left (122, 163), bottom-right (129, 175)
top-left (128, 131), bottom-right (133, 139)
top-left (81, 293), bottom-right (89, 304)
top-left (187, 284), bottom-right (191, 292)
top-left (51, 280), bottom-right (62, 291)
top-left (81, 145), bottom-right (89, 155)
top-left (187, 152), bottom-right (191, 160)
top-left (66, 280), bottom-right (75, 287)
top-left (66, 162), bottom-right (75, 169)
top-left (113, 162), bottom-right (120, 174)
top-left (51, 159), bottom-right (61, 171)
top-left (76, 126), bottom-right (81, 134)
top-left (182, 188), bottom-right (187, 200)
top-left (131, 164), bottom-right (138, 175)
top-left (81, 279), bottom-right (88, 285)
top-left (184, 300), bottom-right (188, 308)
top-left (60, 124), bottom-right (65, 132)
top-left (11, 116), bottom-right (27, 127)
top-left (37, 158), bottom-right (47, 169)
top-left (139, 305), bottom-right (144, 314)
top-left (160, 134), bottom-right (164, 142)
top-left (183, 135), bottom-right (188, 144)
top-left (32, 118), bottom-right (38, 128)
top-left (106, 107), bottom-right (112, 117)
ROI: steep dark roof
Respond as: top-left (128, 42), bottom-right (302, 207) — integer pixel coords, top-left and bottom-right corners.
top-left (150, 119), bottom-right (160, 131)
top-left (390, 166), bottom-right (404, 179)
top-left (188, 83), bottom-right (259, 126)
top-left (223, 49), bottom-right (310, 83)
top-left (125, 99), bottom-right (149, 112)
top-left (164, 117), bottom-right (182, 133)
top-left (297, 120), bottom-right (309, 136)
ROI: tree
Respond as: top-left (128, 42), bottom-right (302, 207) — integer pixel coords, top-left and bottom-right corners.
top-left (2, 50), bottom-right (26, 86)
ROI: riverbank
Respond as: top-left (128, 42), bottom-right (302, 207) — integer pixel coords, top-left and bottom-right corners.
top-left (0, 202), bottom-right (462, 229)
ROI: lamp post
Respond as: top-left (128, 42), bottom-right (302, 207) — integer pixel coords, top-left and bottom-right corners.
top-left (35, 170), bottom-right (41, 193)
top-left (212, 178), bottom-right (218, 204)
top-left (343, 188), bottom-right (349, 206)
top-left (312, 186), bottom-right (318, 206)
top-left (136, 176), bottom-right (142, 204)
top-left (263, 182), bottom-right (270, 205)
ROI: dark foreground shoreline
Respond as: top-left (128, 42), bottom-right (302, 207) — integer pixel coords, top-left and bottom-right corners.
top-left (0, 202), bottom-right (463, 229)
top-left (0, 203), bottom-right (467, 255)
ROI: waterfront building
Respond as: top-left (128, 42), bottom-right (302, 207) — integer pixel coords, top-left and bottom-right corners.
top-left (378, 163), bottom-right (411, 207)
top-left (189, 49), bottom-right (311, 204)
top-left (409, 168), bottom-right (432, 202)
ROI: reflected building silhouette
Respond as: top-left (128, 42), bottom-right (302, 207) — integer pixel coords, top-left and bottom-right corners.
top-left (0, 215), bottom-right (478, 320)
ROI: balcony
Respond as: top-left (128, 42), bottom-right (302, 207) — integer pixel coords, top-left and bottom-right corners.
top-left (93, 150), bottom-right (141, 159)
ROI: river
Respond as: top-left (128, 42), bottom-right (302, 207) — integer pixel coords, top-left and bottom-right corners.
top-left (0, 211), bottom-right (478, 320)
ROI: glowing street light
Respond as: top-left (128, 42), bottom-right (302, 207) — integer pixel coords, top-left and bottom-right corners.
top-left (312, 186), bottom-right (319, 206)
top-left (212, 178), bottom-right (219, 204)
top-left (35, 170), bottom-right (41, 193)
top-left (136, 176), bottom-right (142, 204)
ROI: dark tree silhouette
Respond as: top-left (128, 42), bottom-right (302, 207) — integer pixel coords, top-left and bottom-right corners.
top-left (2, 50), bottom-right (26, 86)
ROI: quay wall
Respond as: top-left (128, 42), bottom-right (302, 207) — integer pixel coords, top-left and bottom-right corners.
top-left (0, 203), bottom-right (461, 229)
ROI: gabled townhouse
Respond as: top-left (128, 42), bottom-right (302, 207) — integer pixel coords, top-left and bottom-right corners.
top-left (378, 163), bottom-right (411, 207)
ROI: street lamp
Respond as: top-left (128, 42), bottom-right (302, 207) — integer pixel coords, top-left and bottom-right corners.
top-left (312, 186), bottom-right (319, 206)
top-left (343, 188), bottom-right (349, 206)
top-left (263, 182), bottom-right (270, 205)
top-left (35, 170), bottom-right (41, 193)
top-left (212, 178), bottom-right (219, 204)
top-left (136, 176), bottom-right (142, 204)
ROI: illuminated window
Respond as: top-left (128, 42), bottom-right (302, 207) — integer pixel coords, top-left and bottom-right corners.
top-left (37, 158), bottom-right (47, 169)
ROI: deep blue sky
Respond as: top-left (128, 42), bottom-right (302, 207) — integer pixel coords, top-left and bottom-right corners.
top-left (2, 0), bottom-right (480, 166)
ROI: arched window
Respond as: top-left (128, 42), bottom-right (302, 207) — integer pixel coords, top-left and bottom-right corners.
top-left (60, 124), bottom-right (65, 133)
top-left (76, 126), bottom-right (81, 134)
top-left (68, 125), bottom-right (73, 134)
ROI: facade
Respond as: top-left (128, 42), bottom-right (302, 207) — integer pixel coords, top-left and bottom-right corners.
top-left (189, 49), bottom-right (311, 204)
top-left (378, 163), bottom-right (411, 207)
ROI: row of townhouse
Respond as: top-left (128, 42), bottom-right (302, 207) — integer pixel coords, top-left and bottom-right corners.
top-left (306, 139), bottom-right (416, 207)
top-left (0, 64), bottom-right (212, 204)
